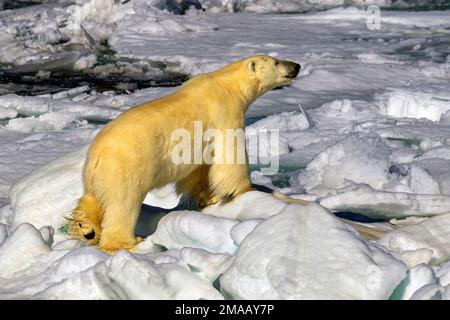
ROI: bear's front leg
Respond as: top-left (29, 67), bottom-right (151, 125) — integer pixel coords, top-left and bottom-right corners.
top-left (208, 163), bottom-right (254, 203)
top-left (98, 234), bottom-right (143, 254)
top-left (176, 165), bottom-right (220, 209)
top-left (97, 200), bottom-right (143, 253)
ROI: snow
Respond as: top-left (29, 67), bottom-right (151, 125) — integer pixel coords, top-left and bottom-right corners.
top-left (436, 261), bottom-right (450, 287)
top-left (319, 185), bottom-right (450, 219)
top-left (247, 110), bottom-right (310, 132)
top-left (0, 235), bottom-right (224, 299)
top-left (202, 190), bottom-right (289, 220)
top-left (290, 134), bottom-right (392, 195)
top-left (409, 283), bottom-right (445, 300)
top-left (0, 106), bottom-right (17, 119)
top-left (391, 264), bottom-right (437, 300)
top-left (180, 248), bottom-right (233, 282)
top-left (380, 213), bottom-right (450, 266)
top-left (9, 146), bottom-right (88, 234)
top-left (230, 219), bottom-right (263, 245)
top-left (149, 211), bottom-right (239, 254)
top-left (0, 223), bottom-right (7, 244)
top-left (0, 223), bottom-right (51, 279)
top-left (1, 0), bottom-right (450, 300)
top-left (376, 90), bottom-right (450, 122)
top-left (0, 94), bottom-right (122, 125)
top-left (142, 184), bottom-right (181, 209)
top-left (220, 203), bottom-right (407, 299)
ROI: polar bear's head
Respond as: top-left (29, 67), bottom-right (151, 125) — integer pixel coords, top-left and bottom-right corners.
top-left (245, 55), bottom-right (300, 94)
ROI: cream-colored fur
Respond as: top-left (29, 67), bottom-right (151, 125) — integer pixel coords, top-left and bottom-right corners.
top-left (69, 55), bottom-right (300, 253)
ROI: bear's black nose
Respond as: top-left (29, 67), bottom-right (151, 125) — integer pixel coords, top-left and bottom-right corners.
top-left (84, 230), bottom-right (96, 240)
top-left (286, 62), bottom-right (300, 78)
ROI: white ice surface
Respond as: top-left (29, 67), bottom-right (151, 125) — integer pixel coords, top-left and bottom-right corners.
top-left (377, 90), bottom-right (450, 122)
top-left (319, 184), bottom-right (450, 219)
top-left (380, 213), bottom-right (450, 266)
top-left (290, 134), bottom-right (392, 194)
top-left (409, 283), bottom-right (446, 300)
top-left (202, 190), bottom-right (289, 220)
top-left (9, 146), bottom-right (89, 233)
top-left (400, 264), bottom-right (437, 300)
top-left (150, 211), bottom-right (239, 254)
top-left (0, 225), bottom-right (224, 299)
top-left (220, 203), bottom-right (407, 299)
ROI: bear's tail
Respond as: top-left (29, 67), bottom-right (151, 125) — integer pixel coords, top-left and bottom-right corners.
top-left (67, 193), bottom-right (103, 245)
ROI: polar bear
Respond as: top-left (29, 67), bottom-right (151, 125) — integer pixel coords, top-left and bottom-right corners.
top-left (69, 55), bottom-right (300, 252)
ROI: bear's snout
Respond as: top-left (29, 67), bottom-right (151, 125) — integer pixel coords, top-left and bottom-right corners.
top-left (284, 61), bottom-right (300, 78)
top-left (84, 229), bottom-right (96, 240)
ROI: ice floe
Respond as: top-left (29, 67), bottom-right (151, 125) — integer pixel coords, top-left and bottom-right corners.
top-left (220, 203), bottom-right (407, 299)
top-left (319, 185), bottom-right (450, 219)
top-left (380, 213), bottom-right (450, 266)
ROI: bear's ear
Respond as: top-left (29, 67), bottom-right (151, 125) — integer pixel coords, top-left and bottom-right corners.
top-left (247, 60), bottom-right (257, 74)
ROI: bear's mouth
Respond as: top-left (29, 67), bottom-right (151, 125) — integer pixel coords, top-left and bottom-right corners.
top-left (284, 73), bottom-right (298, 79)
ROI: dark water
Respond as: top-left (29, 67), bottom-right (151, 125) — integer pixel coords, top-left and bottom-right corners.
top-left (0, 44), bottom-right (189, 96)
top-left (334, 211), bottom-right (386, 223)
top-left (0, 70), bottom-right (188, 96)
top-left (245, 115), bottom-right (266, 126)
top-left (385, 1), bottom-right (450, 11)
top-left (135, 203), bottom-right (183, 237)
top-left (2, 0), bottom-right (41, 10)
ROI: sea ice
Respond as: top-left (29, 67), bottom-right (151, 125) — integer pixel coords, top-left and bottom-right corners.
top-left (436, 261), bottom-right (450, 287)
top-left (390, 264), bottom-right (437, 300)
top-left (0, 94), bottom-right (121, 125)
top-left (220, 203), bottom-right (407, 299)
top-left (289, 134), bottom-right (391, 195)
top-left (319, 185), bottom-right (450, 219)
top-left (247, 110), bottom-right (310, 132)
top-left (0, 223), bottom-right (51, 278)
top-left (202, 190), bottom-right (289, 220)
top-left (180, 247), bottom-right (233, 282)
top-left (9, 146), bottom-right (89, 233)
top-left (0, 106), bottom-right (17, 120)
top-left (376, 90), bottom-right (450, 122)
top-left (150, 210), bottom-right (239, 254)
top-left (0, 223), bottom-right (224, 299)
top-left (409, 283), bottom-right (445, 300)
top-left (380, 213), bottom-right (450, 266)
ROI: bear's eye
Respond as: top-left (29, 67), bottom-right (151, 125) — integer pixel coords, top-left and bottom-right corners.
top-left (274, 61), bottom-right (279, 66)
